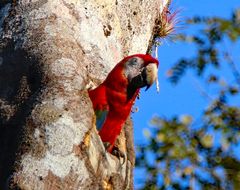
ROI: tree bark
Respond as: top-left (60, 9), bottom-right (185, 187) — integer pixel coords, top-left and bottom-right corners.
top-left (0, 0), bottom-right (169, 189)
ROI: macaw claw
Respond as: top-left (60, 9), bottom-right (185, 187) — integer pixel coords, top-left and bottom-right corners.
top-left (103, 142), bottom-right (126, 165)
top-left (111, 146), bottom-right (125, 165)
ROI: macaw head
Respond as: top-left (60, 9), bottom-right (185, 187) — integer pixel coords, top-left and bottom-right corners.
top-left (123, 54), bottom-right (159, 99)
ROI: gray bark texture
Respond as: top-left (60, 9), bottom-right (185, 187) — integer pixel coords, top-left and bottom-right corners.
top-left (0, 0), bottom-right (169, 189)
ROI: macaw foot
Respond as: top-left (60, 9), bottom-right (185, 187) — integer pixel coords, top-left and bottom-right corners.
top-left (111, 146), bottom-right (125, 163)
top-left (103, 142), bottom-right (125, 165)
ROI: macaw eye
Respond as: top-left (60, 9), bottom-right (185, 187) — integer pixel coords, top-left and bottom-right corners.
top-left (129, 58), bottom-right (138, 65)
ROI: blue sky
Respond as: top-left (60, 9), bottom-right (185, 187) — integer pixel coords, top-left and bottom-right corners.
top-left (133, 0), bottom-right (240, 188)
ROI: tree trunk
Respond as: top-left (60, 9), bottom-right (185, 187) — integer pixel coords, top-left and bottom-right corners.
top-left (0, 0), bottom-right (169, 189)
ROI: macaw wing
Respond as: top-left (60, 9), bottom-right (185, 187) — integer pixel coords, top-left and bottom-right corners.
top-left (95, 109), bottom-right (108, 131)
top-left (88, 84), bottom-right (109, 130)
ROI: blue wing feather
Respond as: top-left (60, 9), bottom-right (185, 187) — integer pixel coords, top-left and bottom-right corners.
top-left (95, 109), bottom-right (108, 131)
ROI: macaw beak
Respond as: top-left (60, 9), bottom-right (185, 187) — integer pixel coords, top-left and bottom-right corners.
top-left (127, 63), bottom-right (158, 90)
top-left (127, 62), bottom-right (159, 100)
top-left (144, 63), bottom-right (158, 90)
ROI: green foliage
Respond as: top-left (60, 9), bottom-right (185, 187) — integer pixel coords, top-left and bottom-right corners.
top-left (169, 9), bottom-right (240, 84)
top-left (136, 9), bottom-right (240, 190)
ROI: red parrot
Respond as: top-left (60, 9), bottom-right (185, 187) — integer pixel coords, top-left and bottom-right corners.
top-left (88, 54), bottom-right (159, 156)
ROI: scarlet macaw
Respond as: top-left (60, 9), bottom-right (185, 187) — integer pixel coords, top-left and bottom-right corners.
top-left (88, 54), bottom-right (159, 157)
